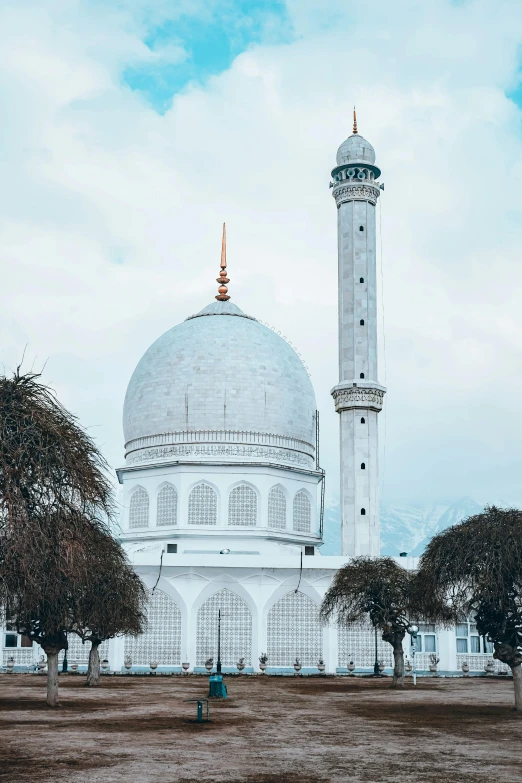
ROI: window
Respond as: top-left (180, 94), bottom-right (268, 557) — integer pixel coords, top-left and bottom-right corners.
top-left (4, 633), bottom-right (17, 648)
top-left (360, 277), bottom-right (364, 283)
top-left (361, 417), bottom-right (365, 424)
top-left (129, 487), bottom-right (149, 529)
top-left (359, 225), bottom-right (364, 231)
top-left (456, 619), bottom-right (493, 654)
top-left (21, 636), bottom-right (32, 648)
top-left (360, 373), bottom-right (365, 379)
top-left (268, 486), bottom-right (286, 529)
top-left (293, 490), bottom-right (312, 533)
top-left (228, 484), bottom-right (257, 526)
top-left (305, 546), bottom-right (315, 556)
top-left (167, 544), bottom-right (177, 554)
top-left (361, 463), bottom-right (365, 469)
top-left (188, 483), bottom-right (218, 525)
top-left (157, 484), bottom-right (177, 526)
top-left (360, 319), bottom-right (364, 326)
top-left (361, 508), bottom-right (366, 515)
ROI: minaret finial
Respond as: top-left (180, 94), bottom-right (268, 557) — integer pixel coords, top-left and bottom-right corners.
top-left (353, 107), bottom-right (358, 135)
top-left (215, 222), bottom-right (230, 301)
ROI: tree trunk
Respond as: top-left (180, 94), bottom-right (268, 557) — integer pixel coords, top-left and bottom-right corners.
top-left (511, 664), bottom-right (522, 712)
top-left (85, 641), bottom-right (101, 687)
top-left (392, 644), bottom-right (404, 687)
top-left (46, 650), bottom-right (60, 707)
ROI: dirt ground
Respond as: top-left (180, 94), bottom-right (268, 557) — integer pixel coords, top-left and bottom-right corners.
top-left (0, 674), bottom-right (520, 783)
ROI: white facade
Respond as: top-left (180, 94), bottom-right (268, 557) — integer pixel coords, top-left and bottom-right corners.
top-left (330, 129), bottom-right (386, 557)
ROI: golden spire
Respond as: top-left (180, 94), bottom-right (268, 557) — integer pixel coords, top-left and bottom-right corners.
top-left (215, 222), bottom-right (230, 301)
top-left (353, 107), bottom-right (358, 135)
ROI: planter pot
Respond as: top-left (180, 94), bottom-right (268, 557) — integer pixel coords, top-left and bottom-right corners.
top-left (259, 663), bottom-right (267, 673)
top-left (293, 664), bottom-right (302, 675)
top-left (378, 663), bottom-right (385, 675)
top-left (38, 659), bottom-right (47, 673)
top-left (70, 661), bottom-right (78, 673)
top-left (182, 662), bottom-right (190, 674)
top-left (405, 661), bottom-right (412, 673)
top-left (429, 664), bottom-right (438, 673)
top-left (236, 662), bottom-right (245, 674)
top-left (317, 663), bottom-right (326, 673)
top-left (149, 661), bottom-right (158, 673)
top-left (347, 662), bottom-right (356, 675)
top-left (101, 659), bottom-right (109, 672)
top-left (205, 663), bottom-right (213, 674)
top-left (6, 657), bottom-right (15, 673)
top-left (124, 658), bottom-right (132, 672)
top-left (461, 662), bottom-right (470, 676)
top-left (484, 661), bottom-right (495, 674)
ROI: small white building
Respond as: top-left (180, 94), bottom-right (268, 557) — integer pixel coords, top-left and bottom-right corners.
top-left (2, 123), bottom-right (504, 677)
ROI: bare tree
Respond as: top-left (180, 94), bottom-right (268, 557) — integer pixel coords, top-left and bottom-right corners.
top-left (72, 528), bottom-right (147, 686)
top-left (0, 370), bottom-right (114, 706)
top-left (321, 557), bottom-right (415, 686)
top-left (415, 506), bottom-right (522, 712)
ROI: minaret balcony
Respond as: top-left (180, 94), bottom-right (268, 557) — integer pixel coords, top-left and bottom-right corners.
top-left (331, 381), bottom-right (386, 413)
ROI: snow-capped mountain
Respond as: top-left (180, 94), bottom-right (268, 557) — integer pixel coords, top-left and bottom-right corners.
top-left (320, 496), bottom-right (484, 557)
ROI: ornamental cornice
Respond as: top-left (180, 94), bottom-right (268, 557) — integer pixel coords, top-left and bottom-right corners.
top-left (125, 443), bottom-right (315, 468)
top-left (332, 182), bottom-right (380, 206)
top-left (331, 384), bottom-right (386, 413)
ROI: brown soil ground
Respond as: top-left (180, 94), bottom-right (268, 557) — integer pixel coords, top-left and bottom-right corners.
top-left (0, 674), bottom-right (520, 783)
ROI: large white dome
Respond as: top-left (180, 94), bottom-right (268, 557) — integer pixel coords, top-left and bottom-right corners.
top-left (336, 133), bottom-right (376, 166)
top-left (123, 300), bottom-right (317, 468)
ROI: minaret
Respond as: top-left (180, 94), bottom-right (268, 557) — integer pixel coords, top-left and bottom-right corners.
top-left (330, 111), bottom-right (386, 557)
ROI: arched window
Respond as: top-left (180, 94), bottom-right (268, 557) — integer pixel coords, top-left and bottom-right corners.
top-left (360, 277), bottom-right (364, 283)
top-left (361, 463), bottom-right (366, 469)
top-left (359, 225), bottom-right (364, 231)
top-left (188, 483), bottom-right (217, 525)
top-left (268, 486), bottom-right (286, 529)
top-left (361, 508), bottom-right (366, 515)
top-left (129, 487), bottom-right (149, 529)
top-left (293, 490), bottom-right (311, 533)
top-left (228, 484), bottom-right (257, 526)
top-left (196, 588), bottom-right (252, 666)
top-left (360, 373), bottom-right (365, 379)
top-left (360, 319), bottom-right (365, 325)
top-left (267, 591), bottom-right (322, 666)
top-left (157, 483), bottom-right (178, 526)
top-left (361, 417), bottom-right (365, 424)
top-left (125, 590), bottom-right (181, 665)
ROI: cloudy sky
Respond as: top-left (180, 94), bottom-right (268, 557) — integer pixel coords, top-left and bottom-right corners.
top-left (1, 0), bottom-right (522, 508)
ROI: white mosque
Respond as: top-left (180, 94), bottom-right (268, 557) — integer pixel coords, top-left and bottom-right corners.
top-left (2, 117), bottom-right (504, 676)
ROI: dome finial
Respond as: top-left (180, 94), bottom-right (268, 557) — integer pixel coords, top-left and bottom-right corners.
top-left (353, 107), bottom-right (358, 135)
top-left (215, 222), bottom-right (230, 301)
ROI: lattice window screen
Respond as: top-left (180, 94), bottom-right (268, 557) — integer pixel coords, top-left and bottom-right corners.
top-left (129, 487), bottom-right (149, 529)
top-left (196, 588), bottom-right (252, 665)
top-left (124, 590), bottom-right (181, 665)
top-left (188, 483), bottom-right (217, 525)
top-left (157, 483), bottom-right (178, 526)
top-left (268, 486), bottom-right (286, 529)
top-left (228, 484), bottom-right (257, 526)
top-left (267, 591), bottom-right (322, 666)
top-left (58, 636), bottom-right (109, 666)
top-left (2, 648), bottom-right (35, 666)
top-left (337, 621), bottom-right (393, 668)
top-left (293, 490), bottom-right (311, 532)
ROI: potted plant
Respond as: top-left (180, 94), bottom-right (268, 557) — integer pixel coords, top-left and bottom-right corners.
top-left (259, 653), bottom-right (268, 673)
top-left (101, 659), bottom-right (109, 672)
top-left (429, 653), bottom-right (439, 673)
top-left (461, 661), bottom-right (470, 676)
top-left (6, 656), bottom-right (15, 673)
top-left (124, 656), bottom-right (132, 672)
top-left (405, 658), bottom-right (412, 673)
top-left (347, 660), bottom-right (356, 675)
top-left (236, 657), bottom-right (245, 674)
top-left (484, 659), bottom-right (495, 674)
top-left (182, 660), bottom-right (190, 674)
top-left (317, 658), bottom-right (326, 674)
top-left (70, 660), bottom-right (79, 673)
top-left (149, 660), bottom-right (158, 674)
top-left (378, 660), bottom-right (385, 675)
top-left (37, 656), bottom-right (46, 673)
top-left (205, 657), bottom-right (214, 674)
top-left (293, 657), bottom-right (302, 675)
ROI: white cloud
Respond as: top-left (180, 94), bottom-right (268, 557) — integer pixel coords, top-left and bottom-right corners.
top-left (1, 0), bottom-right (522, 506)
